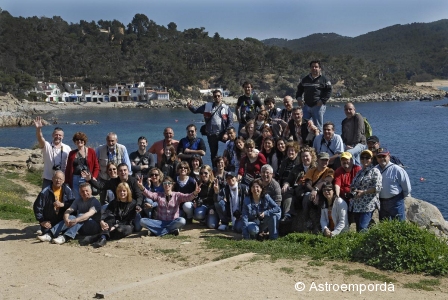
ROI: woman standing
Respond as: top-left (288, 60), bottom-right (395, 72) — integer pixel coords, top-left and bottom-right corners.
top-left (159, 145), bottom-right (179, 179)
top-left (350, 150), bottom-right (382, 232)
top-left (319, 182), bottom-right (349, 237)
top-left (242, 179), bottom-right (281, 240)
top-left (65, 132), bottom-right (99, 201)
top-left (92, 182), bottom-right (137, 248)
top-left (138, 176), bottom-right (200, 236)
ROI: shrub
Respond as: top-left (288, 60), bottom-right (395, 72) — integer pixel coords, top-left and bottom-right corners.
top-left (351, 220), bottom-right (448, 275)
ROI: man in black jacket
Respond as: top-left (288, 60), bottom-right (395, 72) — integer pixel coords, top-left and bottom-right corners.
top-left (296, 60), bottom-right (332, 132)
top-left (34, 171), bottom-right (75, 241)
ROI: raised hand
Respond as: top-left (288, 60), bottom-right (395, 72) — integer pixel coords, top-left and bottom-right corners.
top-left (213, 178), bottom-right (220, 193)
top-left (34, 116), bottom-right (43, 129)
top-left (194, 182), bottom-right (201, 195)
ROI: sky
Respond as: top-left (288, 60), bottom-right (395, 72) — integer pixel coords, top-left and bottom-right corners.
top-left (1, 0), bottom-right (447, 40)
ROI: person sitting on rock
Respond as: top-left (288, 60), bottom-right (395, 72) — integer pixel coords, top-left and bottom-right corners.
top-left (313, 121), bottom-right (344, 170)
top-left (341, 102), bottom-right (367, 165)
top-left (177, 124), bottom-right (207, 162)
top-left (34, 171), bottom-right (75, 241)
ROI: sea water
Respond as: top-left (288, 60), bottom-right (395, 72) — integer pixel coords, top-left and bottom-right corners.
top-left (1, 98), bottom-right (447, 218)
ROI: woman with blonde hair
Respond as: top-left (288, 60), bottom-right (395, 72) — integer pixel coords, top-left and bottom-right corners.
top-left (88, 182), bottom-right (137, 248)
top-left (193, 165), bottom-right (218, 228)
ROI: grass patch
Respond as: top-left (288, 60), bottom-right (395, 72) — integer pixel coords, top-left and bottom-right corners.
top-left (155, 248), bottom-right (179, 254)
top-left (160, 234), bottom-right (190, 240)
top-left (403, 279), bottom-right (441, 291)
top-left (279, 267), bottom-right (294, 274)
top-left (0, 175), bottom-right (35, 223)
top-left (205, 220), bottom-right (448, 276)
top-left (3, 172), bottom-right (20, 180)
top-left (344, 269), bottom-right (395, 282)
top-left (24, 171), bottom-right (43, 187)
top-left (308, 260), bottom-right (325, 267)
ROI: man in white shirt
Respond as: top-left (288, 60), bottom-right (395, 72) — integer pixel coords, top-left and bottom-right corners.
top-left (34, 116), bottom-right (71, 189)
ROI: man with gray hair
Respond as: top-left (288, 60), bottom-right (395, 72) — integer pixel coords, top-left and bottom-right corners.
top-left (260, 164), bottom-right (282, 208)
top-left (96, 132), bottom-right (132, 181)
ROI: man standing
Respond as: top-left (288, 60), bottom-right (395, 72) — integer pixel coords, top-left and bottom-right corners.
top-left (341, 102), bottom-right (367, 165)
top-left (34, 116), bottom-right (71, 188)
top-left (34, 171), bottom-right (75, 241)
top-left (148, 127), bottom-right (179, 166)
top-left (129, 136), bottom-right (155, 179)
top-left (235, 81), bottom-right (264, 134)
top-left (313, 122), bottom-right (344, 170)
top-left (296, 60), bottom-right (332, 132)
top-left (333, 152), bottom-right (361, 205)
top-left (187, 89), bottom-right (233, 166)
top-left (375, 148), bottom-right (411, 221)
top-left (177, 124), bottom-right (207, 161)
top-left (40, 182), bottom-right (102, 245)
top-left (96, 132), bottom-right (132, 181)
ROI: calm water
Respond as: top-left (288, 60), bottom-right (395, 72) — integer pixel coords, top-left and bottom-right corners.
top-left (1, 97), bottom-right (447, 218)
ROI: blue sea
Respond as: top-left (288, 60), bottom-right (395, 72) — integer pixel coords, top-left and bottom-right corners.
top-left (1, 97), bottom-right (447, 218)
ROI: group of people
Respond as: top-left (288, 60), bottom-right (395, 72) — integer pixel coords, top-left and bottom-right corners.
top-left (33, 60), bottom-right (411, 247)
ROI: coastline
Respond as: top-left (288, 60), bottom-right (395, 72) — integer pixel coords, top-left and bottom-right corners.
top-left (0, 83), bottom-right (446, 127)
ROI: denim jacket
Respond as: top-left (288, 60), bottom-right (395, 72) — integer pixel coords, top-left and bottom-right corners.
top-left (242, 194), bottom-right (280, 227)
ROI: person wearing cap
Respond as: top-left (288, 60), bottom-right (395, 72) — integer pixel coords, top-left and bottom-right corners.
top-left (333, 152), bottom-right (362, 204)
top-left (367, 136), bottom-right (404, 167)
top-left (375, 148), bottom-right (411, 221)
top-left (349, 150), bottom-right (382, 231)
top-left (129, 136), bottom-right (155, 180)
top-left (214, 172), bottom-right (245, 232)
top-left (341, 102), bottom-right (367, 166)
top-left (313, 121), bottom-right (344, 170)
top-left (302, 152), bottom-right (334, 233)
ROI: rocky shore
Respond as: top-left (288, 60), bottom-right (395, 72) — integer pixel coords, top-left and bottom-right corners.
top-left (0, 84), bottom-right (446, 127)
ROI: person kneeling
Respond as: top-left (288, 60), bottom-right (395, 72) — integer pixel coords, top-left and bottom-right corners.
top-left (137, 176), bottom-right (200, 236)
top-left (38, 182), bottom-right (101, 245)
top-left (319, 182), bottom-right (349, 238)
top-left (242, 179), bottom-right (281, 240)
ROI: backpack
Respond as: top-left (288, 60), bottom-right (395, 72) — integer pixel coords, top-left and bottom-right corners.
top-left (356, 113), bottom-right (373, 138)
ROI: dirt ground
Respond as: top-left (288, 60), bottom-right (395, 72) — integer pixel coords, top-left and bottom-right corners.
top-left (1, 218), bottom-right (448, 300)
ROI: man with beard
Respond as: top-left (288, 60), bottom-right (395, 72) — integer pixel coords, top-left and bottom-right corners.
top-left (96, 132), bottom-right (132, 181)
top-left (34, 116), bottom-right (71, 188)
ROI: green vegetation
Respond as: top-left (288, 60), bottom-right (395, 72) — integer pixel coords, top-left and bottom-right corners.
top-left (205, 220), bottom-right (448, 276)
top-left (25, 170), bottom-right (43, 187)
top-left (0, 173), bottom-right (35, 223)
top-left (3, 11), bottom-right (445, 97)
top-left (403, 279), bottom-right (441, 291)
top-left (279, 267), bottom-right (294, 274)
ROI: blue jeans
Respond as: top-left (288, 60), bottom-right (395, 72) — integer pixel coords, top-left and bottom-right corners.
top-left (72, 175), bottom-right (85, 201)
top-left (353, 211), bottom-right (374, 232)
top-left (215, 200), bottom-right (243, 233)
top-left (194, 205), bottom-right (218, 229)
top-left (242, 212), bottom-right (281, 240)
top-left (50, 215), bottom-right (100, 239)
top-left (346, 143), bottom-right (367, 166)
top-left (42, 178), bottom-right (53, 190)
top-left (182, 202), bottom-right (194, 219)
top-left (139, 217), bottom-right (186, 236)
top-left (143, 198), bottom-right (158, 219)
top-left (303, 104), bottom-right (326, 132)
top-left (380, 198), bottom-right (406, 221)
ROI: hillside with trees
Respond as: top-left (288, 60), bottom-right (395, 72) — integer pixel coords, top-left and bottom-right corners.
top-left (0, 9), bottom-right (446, 99)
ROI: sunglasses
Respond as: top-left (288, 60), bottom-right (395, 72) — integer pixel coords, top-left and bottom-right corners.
top-left (108, 168), bottom-right (117, 171)
top-left (149, 174), bottom-right (159, 177)
top-left (213, 95), bottom-right (222, 98)
top-left (323, 189), bottom-right (333, 192)
top-left (179, 167), bottom-right (188, 170)
top-left (163, 182), bottom-right (173, 185)
top-left (200, 172), bottom-right (209, 175)
top-left (376, 155), bottom-right (387, 159)
top-left (360, 156), bottom-right (371, 160)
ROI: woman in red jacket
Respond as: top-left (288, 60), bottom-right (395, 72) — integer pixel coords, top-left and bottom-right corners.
top-left (65, 132), bottom-right (99, 200)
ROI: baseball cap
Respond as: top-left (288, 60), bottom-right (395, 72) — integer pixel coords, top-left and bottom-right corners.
top-left (318, 152), bottom-right (330, 160)
top-left (367, 136), bottom-right (379, 143)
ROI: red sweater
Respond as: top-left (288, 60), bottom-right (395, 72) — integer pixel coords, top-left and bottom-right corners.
top-left (238, 153), bottom-right (267, 178)
top-left (65, 148), bottom-right (100, 188)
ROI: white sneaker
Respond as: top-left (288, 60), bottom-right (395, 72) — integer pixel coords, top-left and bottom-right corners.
top-left (52, 235), bottom-right (66, 245)
top-left (37, 234), bottom-right (52, 242)
top-left (218, 225), bottom-right (228, 231)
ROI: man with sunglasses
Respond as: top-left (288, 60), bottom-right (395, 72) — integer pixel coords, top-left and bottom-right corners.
top-left (375, 148), bottom-right (411, 221)
top-left (129, 136), bottom-right (155, 180)
top-left (367, 136), bottom-right (404, 167)
top-left (187, 89), bottom-right (233, 167)
top-left (177, 124), bottom-right (207, 161)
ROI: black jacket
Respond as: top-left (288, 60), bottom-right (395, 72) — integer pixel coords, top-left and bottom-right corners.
top-left (90, 177), bottom-right (143, 207)
top-left (33, 184), bottom-right (75, 224)
top-left (296, 74), bottom-right (332, 107)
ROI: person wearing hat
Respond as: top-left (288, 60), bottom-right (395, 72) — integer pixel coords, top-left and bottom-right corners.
top-left (349, 150), bottom-right (382, 231)
top-left (375, 148), bottom-right (411, 221)
top-left (367, 136), bottom-right (404, 167)
top-left (301, 152), bottom-right (335, 233)
top-left (333, 152), bottom-right (362, 204)
top-left (214, 172), bottom-right (245, 232)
